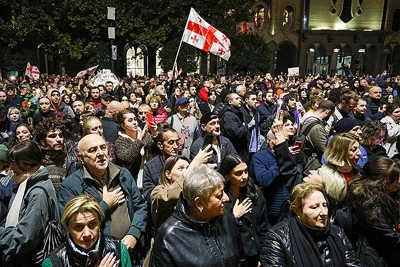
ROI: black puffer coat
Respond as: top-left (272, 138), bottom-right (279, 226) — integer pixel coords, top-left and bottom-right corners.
top-left (150, 194), bottom-right (245, 267)
top-left (260, 219), bottom-right (361, 267)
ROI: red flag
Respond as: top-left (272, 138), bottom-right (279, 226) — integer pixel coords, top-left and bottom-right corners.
top-left (182, 8), bottom-right (231, 61)
top-left (25, 62), bottom-right (40, 80)
top-left (76, 65), bottom-right (98, 79)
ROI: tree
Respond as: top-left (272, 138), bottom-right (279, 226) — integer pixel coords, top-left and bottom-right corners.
top-left (159, 38), bottom-right (200, 74)
top-left (228, 33), bottom-right (270, 75)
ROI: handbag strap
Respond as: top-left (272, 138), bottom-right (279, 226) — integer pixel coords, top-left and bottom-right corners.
top-left (25, 185), bottom-right (55, 221)
top-left (180, 115), bottom-right (190, 146)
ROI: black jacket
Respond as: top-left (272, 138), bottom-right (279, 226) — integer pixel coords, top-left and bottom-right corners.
top-left (101, 116), bottom-right (120, 144)
top-left (335, 207), bottom-right (400, 267)
top-left (142, 155), bottom-right (165, 203)
top-left (150, 195), bottom-right (245, 267)
top-left (189, 135), bottom-right (236, 166)
top-left (260, 219), bottom-right (361, 267)
top-left (256, 102), bottom-right (274, 136)
top-left (224, 186), bottom-right (268, 258)
top-left (220, 105), bottom-right (249, 162)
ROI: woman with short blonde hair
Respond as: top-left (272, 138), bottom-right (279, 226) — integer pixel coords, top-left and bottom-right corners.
top-left (43, 195), bottom-right (132, 267)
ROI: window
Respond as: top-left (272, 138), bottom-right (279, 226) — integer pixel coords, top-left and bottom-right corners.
top-left (283, 6), bottom-right (294, 30)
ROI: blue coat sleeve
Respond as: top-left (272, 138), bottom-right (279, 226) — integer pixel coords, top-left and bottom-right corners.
top-left (252, 150), bottom-right (280, 187)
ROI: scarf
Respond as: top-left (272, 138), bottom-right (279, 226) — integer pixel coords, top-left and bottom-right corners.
top-left (289, 215), bottom-right (346, 267)
top-left (65, 233), bottom-right (103, 267)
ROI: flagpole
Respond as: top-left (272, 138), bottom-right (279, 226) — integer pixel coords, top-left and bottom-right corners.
top-left (172, 9), bottom-right (191, 74)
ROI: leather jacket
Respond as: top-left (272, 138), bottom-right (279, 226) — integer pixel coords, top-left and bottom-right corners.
top-left (150, 194), bottom-right (245, 267)
top-left (260, 219), bottom-right (361, 267)
top-left (48, 234), bottom-right (121, 267)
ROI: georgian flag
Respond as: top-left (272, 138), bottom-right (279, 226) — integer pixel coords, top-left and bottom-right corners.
top-left (182, 8), bottom-right (231, 61)
top-left (25, 62), bottom-right (40, 80)
top-left (76, 65), bottom-right (98, 79)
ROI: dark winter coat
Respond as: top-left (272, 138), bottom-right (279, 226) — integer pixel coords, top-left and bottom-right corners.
top-left (59, 163), bottom-right (147, 240)
top-left (260, 218), bottom-right (361, 267)
top-left (149, 194), bottom-right (245, 267)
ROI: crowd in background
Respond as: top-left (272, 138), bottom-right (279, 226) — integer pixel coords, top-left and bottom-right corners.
top-left (0, 70), bottom-right (400, 266)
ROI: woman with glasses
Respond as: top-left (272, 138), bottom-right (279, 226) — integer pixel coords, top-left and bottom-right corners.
top-left (360, 120), bottom-right (388, 159)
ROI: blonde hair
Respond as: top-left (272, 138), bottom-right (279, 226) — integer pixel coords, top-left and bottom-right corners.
top-left (61, 195), bottom-right (104, 226)
top-left (325, 133), bottom-right (358, 167)
top-left (290, 183), bottom-right (326, 215)
top-left (319, 164), bottom-right (347, 201)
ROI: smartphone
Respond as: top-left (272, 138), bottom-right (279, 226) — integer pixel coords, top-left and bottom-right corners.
top-left (146, 113), bottom-right (153, 126)
top-left (203, 135), bottom-right (214, 150)
top-left (293, 141), bottom-right (303, 149)
top-left (275, 99), bottom-right (283, 120)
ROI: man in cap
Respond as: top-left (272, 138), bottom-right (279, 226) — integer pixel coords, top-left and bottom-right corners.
top-left (6, 84), bottom-right (23, 109)
top-left (190, 112), bottom-right (236, 168)
top-left (167, 97), bottom-right (199, 158)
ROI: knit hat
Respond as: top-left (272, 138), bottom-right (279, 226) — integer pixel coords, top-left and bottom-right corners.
top-left (0, 144), bottom-right (9, 163)
top-left (200, 112), bottom-right (218, 125)
top-left (333, 118), bottom-right (358, 133)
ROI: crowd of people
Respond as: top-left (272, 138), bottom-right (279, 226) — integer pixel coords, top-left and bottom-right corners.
top-left (0, 70), bottom-right (399, 266)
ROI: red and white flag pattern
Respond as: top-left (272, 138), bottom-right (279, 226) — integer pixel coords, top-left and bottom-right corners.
top-left (182, 8), bottom-right (231, 61)
top-left (25, 62), bottom-right (40, 80)
top-left (76, 65), bottom-right (98, 79)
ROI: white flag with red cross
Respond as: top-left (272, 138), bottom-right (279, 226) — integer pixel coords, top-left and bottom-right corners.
top-left (76, 65), bottom-right (98, 79)
top-left (25, 62), bottom-right (40, 80)
top-left (182, 8), bottom-right (231, 61)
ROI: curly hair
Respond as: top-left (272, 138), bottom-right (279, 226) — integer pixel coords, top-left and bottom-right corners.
top-left (35, 118), bottom-right (66, 144)
top-left (347, 157), bottom-right (400, 225)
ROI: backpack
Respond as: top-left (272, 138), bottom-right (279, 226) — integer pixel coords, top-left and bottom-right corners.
top-left (299, 119), bottom-right (323, 175)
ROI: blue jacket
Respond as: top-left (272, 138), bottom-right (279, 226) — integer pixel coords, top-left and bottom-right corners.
top-left (252, 143), bottom-right (297, 222)
top-left (59, 163), bottom-right (147, 240)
